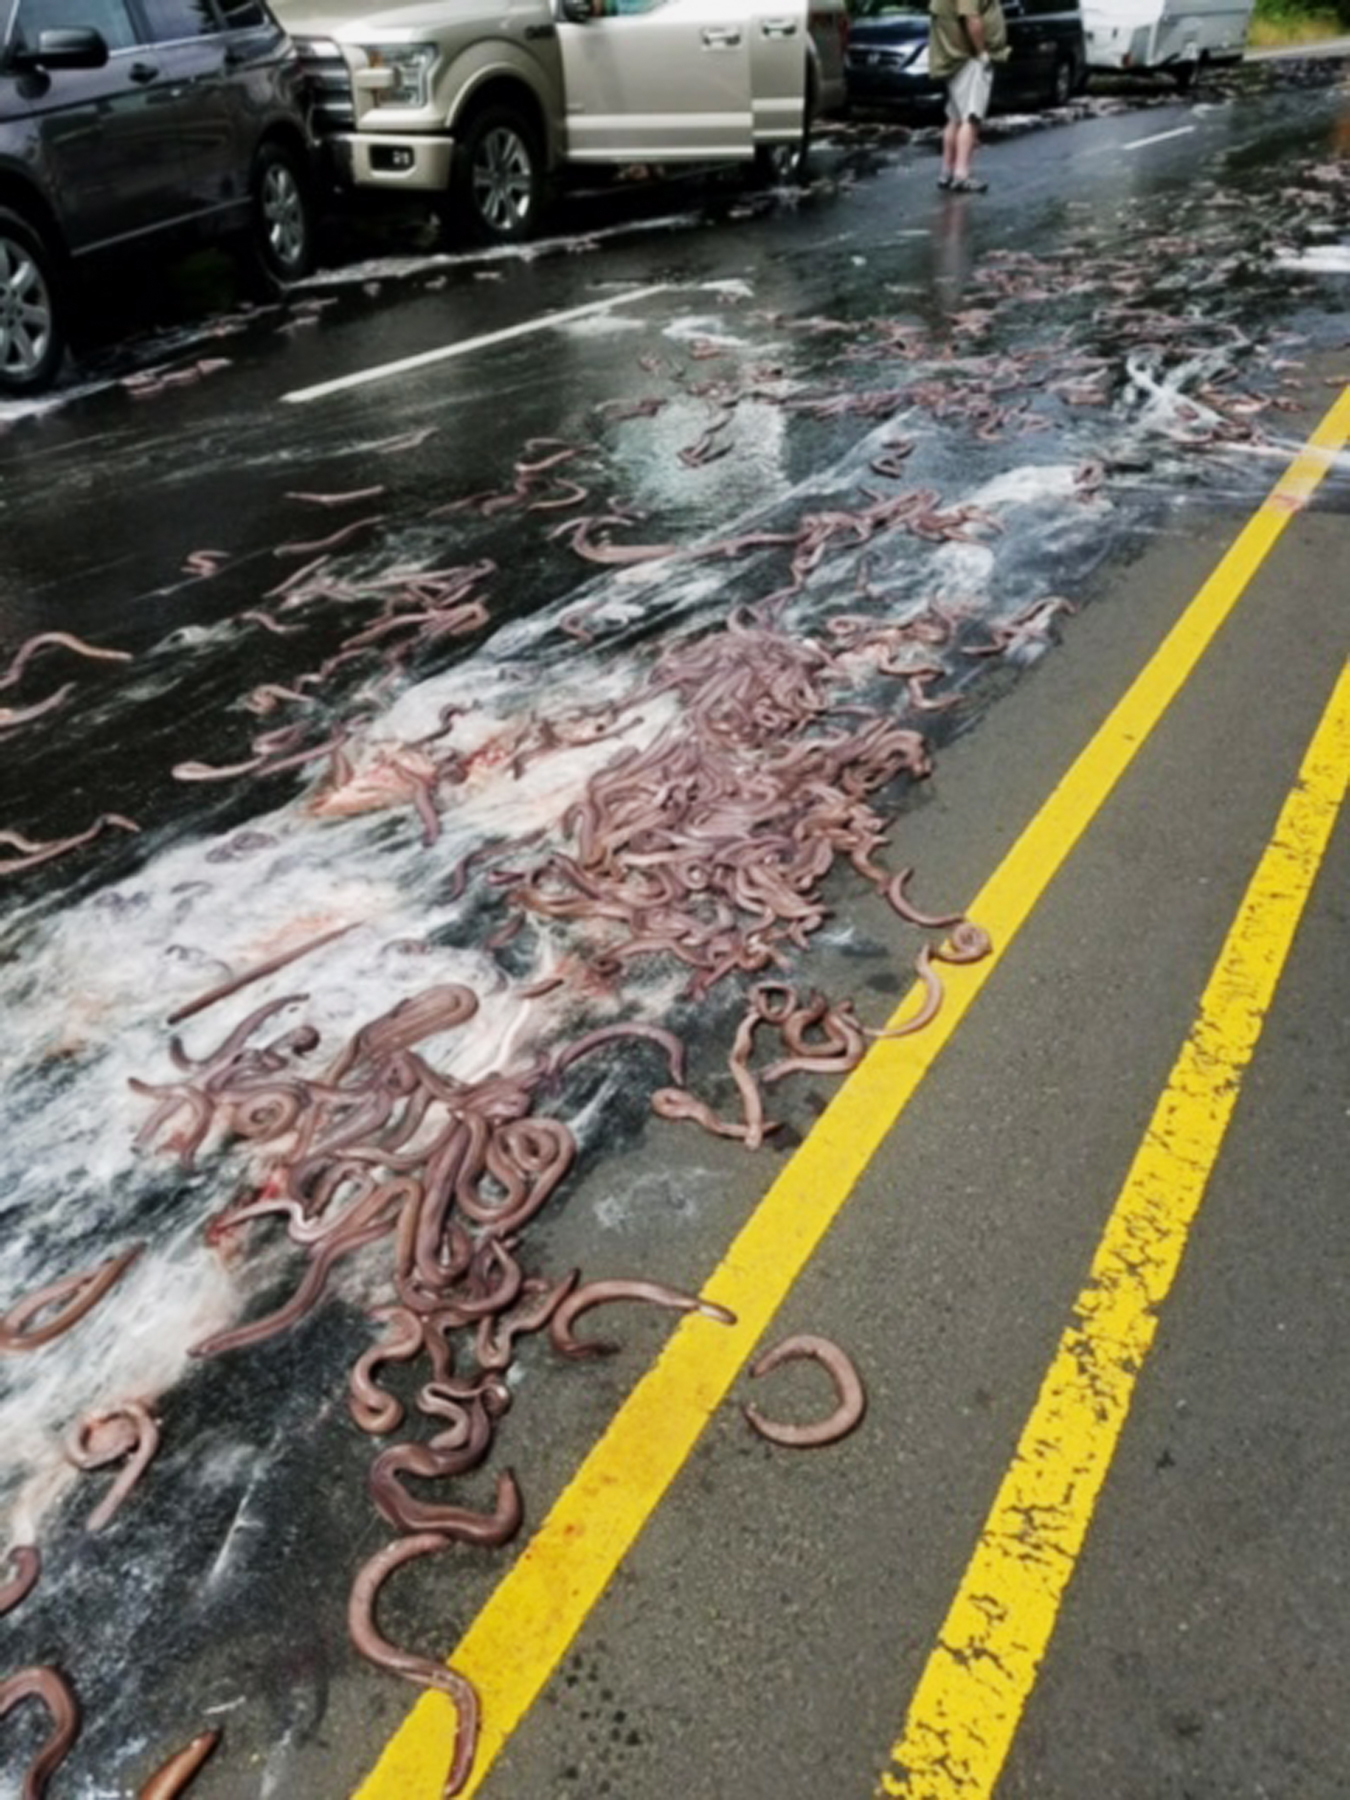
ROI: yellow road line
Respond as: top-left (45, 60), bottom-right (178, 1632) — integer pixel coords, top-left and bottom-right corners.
top-left (878, 656), bottom-right (1350, 1799)
top-left (356, 387), bottom-right (1350, 1800)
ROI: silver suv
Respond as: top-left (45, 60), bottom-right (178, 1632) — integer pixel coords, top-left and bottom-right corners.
top-left (0, 0), bottom-right (318, 394)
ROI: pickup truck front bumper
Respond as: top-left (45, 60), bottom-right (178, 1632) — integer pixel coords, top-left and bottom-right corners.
top-left (329, 132), bottom-right (456, 193)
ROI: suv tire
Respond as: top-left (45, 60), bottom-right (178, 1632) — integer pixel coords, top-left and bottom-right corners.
top-left (451, 104), bottom-right (544, 245)
top-left (0, 207), bottom-right (65, 397)
top-left (242, 140), bottom-right (316, 295)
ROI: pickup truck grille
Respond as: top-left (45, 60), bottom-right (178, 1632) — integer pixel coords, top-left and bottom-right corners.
top-left (296, 43), bottom-right (354, 135)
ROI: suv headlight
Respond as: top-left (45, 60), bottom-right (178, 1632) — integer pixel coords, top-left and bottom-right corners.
top-left (356, 43), bottom-right (436, 108)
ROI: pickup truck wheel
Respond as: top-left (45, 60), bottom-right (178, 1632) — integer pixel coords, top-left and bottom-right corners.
top-left (1045, 49), bottom-right (1074, 108)
top-left (453, 106), bottom-right (544, 244)
top-left (240, 141), bottom-right (316, 299)
top-left (751, 128), bottom-right (811, 188)
top-left (0, 208), bottom-right (66, 397)
top-left (748, 77), bottom-right (815, 189)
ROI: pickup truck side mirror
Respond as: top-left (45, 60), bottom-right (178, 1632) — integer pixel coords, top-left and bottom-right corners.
top-left (8, 26), bottom-right (109, 70)
top-left (559, 0), bottom-right (594, 22)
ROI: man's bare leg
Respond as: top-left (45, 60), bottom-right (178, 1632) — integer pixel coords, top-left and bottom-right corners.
top-left (941, 117), bottom-right (960, 182)
top-left (952, 116), bottom-right (980, 182)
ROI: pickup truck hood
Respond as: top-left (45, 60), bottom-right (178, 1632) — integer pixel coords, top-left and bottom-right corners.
top-left (272, 0), bottom-right (504, 39)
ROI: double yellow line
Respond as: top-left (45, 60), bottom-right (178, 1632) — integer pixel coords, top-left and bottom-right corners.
top-left (357, 387), bottom-right (1350, 1800)
top-left (879, 654), bottom-right (1350, 1797)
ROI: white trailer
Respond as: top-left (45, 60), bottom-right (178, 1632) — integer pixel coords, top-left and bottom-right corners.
top-left (1081, 0), bottom-right (1255, 84)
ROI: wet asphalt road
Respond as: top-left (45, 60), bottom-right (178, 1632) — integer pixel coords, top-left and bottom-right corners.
top-left (2, 56), bottom-right (1349, 1800)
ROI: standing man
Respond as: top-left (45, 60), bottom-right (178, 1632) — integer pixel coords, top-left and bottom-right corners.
top-left (930, 0), bottom-right (1009, 193)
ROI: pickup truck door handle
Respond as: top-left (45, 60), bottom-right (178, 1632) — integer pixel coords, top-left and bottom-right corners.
top-left (128, 60), bottom-right (160, 83)
top-left (701, 26), bottom-right (742, 47)
top-left (761, 17), bottom-right (799, 33)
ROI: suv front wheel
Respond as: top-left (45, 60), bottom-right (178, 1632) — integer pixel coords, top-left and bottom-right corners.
top-left (0, 208), bottom-right (65, 397)
top-left (451, 105), bottom-right (545, 245)
top-left (242, 140), bottom-right (317, 294)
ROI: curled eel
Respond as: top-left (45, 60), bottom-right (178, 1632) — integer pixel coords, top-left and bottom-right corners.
top-left (763, 1001), bottom-right (865, 1085)
top-left (369, 1396), bottom-right (497, 1526)
top-left (742, 1333), bottom-right (867, 1449)
top-left (438, 1239), bottom-right (523, 1324)
top-left (0, 1545), bottom-right (40, 1617)
top-left (67, 1399), bottom-right (161, 1531)
top-left (933, 920), bottom-right (993, 965)
top-left (549, 1023), bottom-right (686, 1089)
top-left (0, 683), bottom-right (75, 730)
top-left (727, 1008), bottom-right (771, 1151)
top-left (191, 1207), bottom-right (399, 1358)
top-left (476, 1270), bottom-right (579, 1372)
top-left (0, 1246), bottom-right (144, 1353)
top-left (0, 812), bottom-right (139, 875)
top-left (0, 629), bottom-right (132, 692)
top-left (865, 945), bottom-right (943, 1041)
top-left (866, 921), bottom-right (992, 1043)
top-left (370, 1464), bottom-right (524, 1543)
top-left (326, 984), bottom-right (478, 1084)
top-left (0, 1665), bottom-right (80, 1799)
top-left (347, 1532), bottom-right (479, 1798)
top-left (882, 867), bottom-right (964, 928)
top-left (651, 1086), bottom-right (753, 1142)
top-left (549, 1279), bottom-right (735, 1360)
top-left (472, 1118), bottom-right (575, 1236)
top-left (138, 1728), bottom-right (221, 1799)
top-left (350, 1306), bottom-right (425, 1436)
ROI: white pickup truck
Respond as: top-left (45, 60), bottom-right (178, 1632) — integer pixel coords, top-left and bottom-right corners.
top-left (277, 0), bottom-right (835, 244)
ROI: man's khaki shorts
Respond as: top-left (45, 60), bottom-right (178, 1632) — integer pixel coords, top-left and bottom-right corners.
top-left (946, 58), bottom-right (994, 124)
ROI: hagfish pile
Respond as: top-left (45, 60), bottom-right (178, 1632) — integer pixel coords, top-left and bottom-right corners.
top-left (2, 144), bottom-right (1347, 1798)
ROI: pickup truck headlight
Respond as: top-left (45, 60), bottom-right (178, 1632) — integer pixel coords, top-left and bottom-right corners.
top-left (356, 43), bottom-right (436, 108)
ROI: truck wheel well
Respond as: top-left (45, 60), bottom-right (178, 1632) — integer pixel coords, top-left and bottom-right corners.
top-left (0, 175), bottom-right (66, 266)
top-left (453, 77), bottom-right (548, 164)
top-left (254, 123), bottom-right (313, 179)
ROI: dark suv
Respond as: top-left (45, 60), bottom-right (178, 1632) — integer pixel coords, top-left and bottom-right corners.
top-left (0, 0), bottom-right (317, 394)
top-left (845, 0), bottom-right (1087, 113)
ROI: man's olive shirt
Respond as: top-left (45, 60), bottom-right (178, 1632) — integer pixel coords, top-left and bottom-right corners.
top-left (929, 0), bottom-right (1010, 79)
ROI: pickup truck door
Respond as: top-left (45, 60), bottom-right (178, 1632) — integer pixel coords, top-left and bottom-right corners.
top-left (556, 0), bottom-right (754, 164)
top-left (747, 0), bottom-right (807, 143)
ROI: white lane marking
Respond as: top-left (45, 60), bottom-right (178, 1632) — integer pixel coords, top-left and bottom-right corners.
top-left (1124, 124), bottom-right (1198, 150)
top-left (281, 283), bottom-right (673, 404)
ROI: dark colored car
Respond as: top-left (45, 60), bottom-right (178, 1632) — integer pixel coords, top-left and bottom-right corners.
top-left (0, 0), bottom-right (318, 394)
top-left (845, 0), bottom-right (1087, 112)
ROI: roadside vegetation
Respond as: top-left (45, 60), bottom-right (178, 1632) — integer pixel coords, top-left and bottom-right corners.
top-left (1249, 0), bottom-right (1347, 47)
